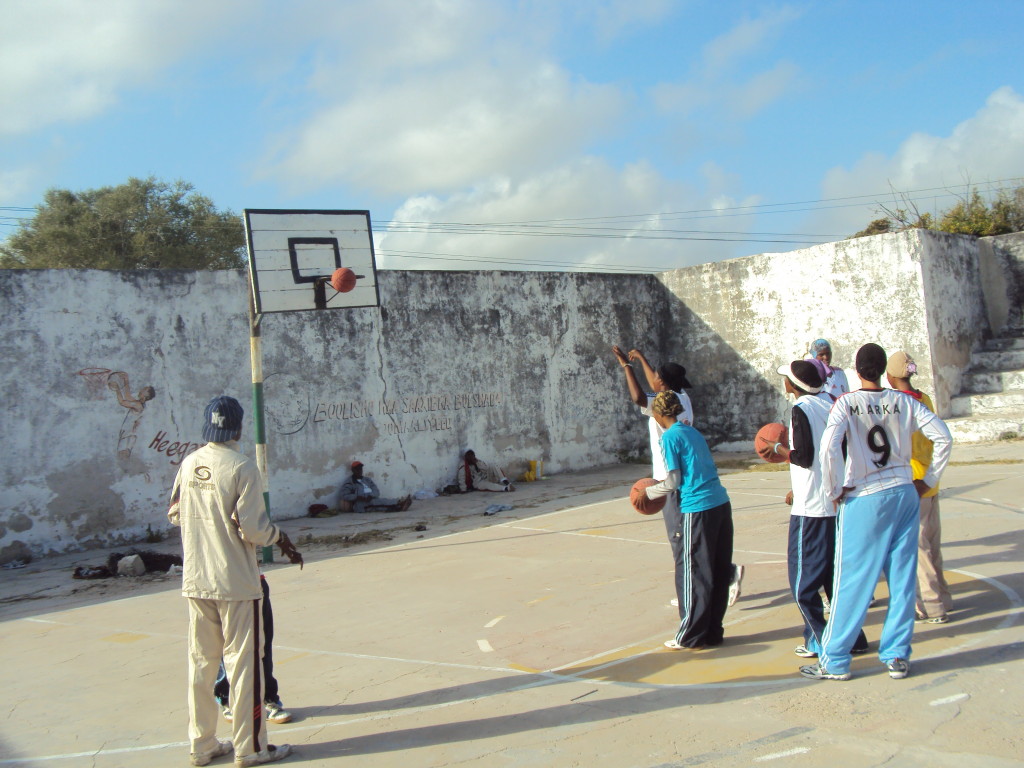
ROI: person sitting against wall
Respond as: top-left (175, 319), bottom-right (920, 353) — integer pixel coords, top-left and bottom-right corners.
top-left (337, 460), bottom-right (412, 512)
top-left (453, 449), bottom-right (514, 492)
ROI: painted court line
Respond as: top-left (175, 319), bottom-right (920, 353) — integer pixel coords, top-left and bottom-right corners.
top-left (930, 693), bottom-right (970, 706)
top-left (754, 747), bottom-right (811, 761)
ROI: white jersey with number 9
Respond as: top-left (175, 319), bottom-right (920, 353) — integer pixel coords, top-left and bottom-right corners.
top-left (819, 388), bottom-right (952, 501)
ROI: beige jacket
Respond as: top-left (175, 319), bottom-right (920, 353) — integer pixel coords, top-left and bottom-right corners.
top-left (168, 441), bottom-right (279, 601)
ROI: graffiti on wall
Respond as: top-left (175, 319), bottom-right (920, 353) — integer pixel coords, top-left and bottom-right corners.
top-left (264, 381), bottom-right (504, 436)
top-left (78, 368), bottom-right (156, 459)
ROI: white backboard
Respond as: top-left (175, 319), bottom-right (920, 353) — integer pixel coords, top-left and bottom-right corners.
top-left (244, 209), bottom-right (380, 313)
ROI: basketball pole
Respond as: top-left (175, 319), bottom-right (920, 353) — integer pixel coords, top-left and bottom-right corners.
top-left (248, 289), bottom-right (274, 564)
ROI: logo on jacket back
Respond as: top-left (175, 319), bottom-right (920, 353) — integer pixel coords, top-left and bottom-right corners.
top-left (189, 465), bottom-right (215, 491)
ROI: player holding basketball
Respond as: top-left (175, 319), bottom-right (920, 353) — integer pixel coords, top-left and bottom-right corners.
top-left (645, 391), bottom-right (734, 650)
top-left (773, 361), bottom-right (868, 659)
top-left (613, 347), bottom-right (745, 606)
top-left (800, 344), bottom-right (952, 682)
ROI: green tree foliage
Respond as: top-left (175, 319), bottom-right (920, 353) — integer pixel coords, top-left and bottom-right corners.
top-left (0, 177), bottom-right (245, 270)
top-left (939, 187), bottom-right (1024, 236)
top-left (853, 184), bottom-right (1024, 239)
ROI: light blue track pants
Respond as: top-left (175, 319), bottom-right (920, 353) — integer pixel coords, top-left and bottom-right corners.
top-left (820, 484), bottom-right (920, 675)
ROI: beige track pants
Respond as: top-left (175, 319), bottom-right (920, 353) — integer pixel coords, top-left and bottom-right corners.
top-left (187, 597), bottom-right (267, 759)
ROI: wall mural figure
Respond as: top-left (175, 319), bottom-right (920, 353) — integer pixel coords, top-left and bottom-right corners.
top-left (102, 370), bottom-right (156, 459)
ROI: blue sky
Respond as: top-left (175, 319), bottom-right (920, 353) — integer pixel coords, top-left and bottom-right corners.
top-left (2, 0), bottom-right (1023, 272)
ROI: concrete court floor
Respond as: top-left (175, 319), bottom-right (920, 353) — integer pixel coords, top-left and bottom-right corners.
top-left (1, 443), bottom-right (1022, 768)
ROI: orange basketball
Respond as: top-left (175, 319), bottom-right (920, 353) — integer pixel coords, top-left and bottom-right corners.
top-left (754, 422), bottom-right (789, 463)
top-left (331, 267), bottom-right (358, 293)
top-left (630, 478), bottom-right (667, 515)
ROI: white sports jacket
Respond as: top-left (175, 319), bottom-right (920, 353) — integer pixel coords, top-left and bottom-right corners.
top-left (168, 441), bottom-right (280, 601)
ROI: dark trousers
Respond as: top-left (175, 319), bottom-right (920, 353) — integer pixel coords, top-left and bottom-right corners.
top-left (671, 500), bottom-right (734, 647)
top-left (788, 515), bottom-right (867, 654)
top-left (215, 576), bottom-right (280, 706)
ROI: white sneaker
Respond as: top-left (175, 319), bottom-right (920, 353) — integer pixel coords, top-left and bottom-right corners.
top-left (192, 740), bottom-right (232, 767)
top-left (221, 704), bottom-right (233, 723)
top-left (266, 702), bottom-right (293, 724)
top-left (728, 564), bottom-right (744, 607)
top-left (236, 744), bottom-right (292, 766)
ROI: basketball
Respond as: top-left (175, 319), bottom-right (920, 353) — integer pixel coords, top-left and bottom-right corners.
top-left (630, 478), bottom-right (667, 515)
top-left (754, 422), bottom-right (789, 463)
top-left (331, 267), bottom-right (358, 293)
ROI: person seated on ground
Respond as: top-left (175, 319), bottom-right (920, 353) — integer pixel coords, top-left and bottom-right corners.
top-left (337, 460), bottom-right (412, 512)
top-left (454, 449), bottom-right (514, 492)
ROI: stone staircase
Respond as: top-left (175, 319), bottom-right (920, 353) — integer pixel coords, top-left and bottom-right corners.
top-left (945, 335), bottom-right (1024, 442)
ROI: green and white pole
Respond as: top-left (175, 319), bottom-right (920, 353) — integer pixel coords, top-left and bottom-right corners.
top-left (249, 294), bottom-right (274, 564)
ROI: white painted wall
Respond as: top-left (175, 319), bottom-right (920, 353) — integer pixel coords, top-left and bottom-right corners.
top-left (0, 229), bottom-right (1007, 561)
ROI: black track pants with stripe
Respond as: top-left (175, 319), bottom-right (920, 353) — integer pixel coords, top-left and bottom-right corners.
top-left (671, 500), bottom-right (733, 647)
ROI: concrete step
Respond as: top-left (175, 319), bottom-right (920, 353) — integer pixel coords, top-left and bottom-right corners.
top-left (950, 389), bottom-right (1024, 417)
top-left (959, 369), bottom-right (1024, 395)
top-left (981, 336), bottom-right (1024, 352)
top-left (945, 413), bottom-right (1024, 443)
top-left (968, 347), bottom-right (1024, 372)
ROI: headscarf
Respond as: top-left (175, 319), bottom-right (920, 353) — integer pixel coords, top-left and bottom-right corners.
top-left (808, 358), bottom-right (830, 387)
top-left (807, 338), bottom-right (834, 376)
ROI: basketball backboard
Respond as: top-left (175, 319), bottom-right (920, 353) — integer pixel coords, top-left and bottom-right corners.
top-left (244, 209), bottom-right (381, 314)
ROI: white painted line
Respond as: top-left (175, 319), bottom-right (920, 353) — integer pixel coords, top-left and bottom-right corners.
top-left (755, 747), bottom-right (811, 761)
top-left (501, 524), bottom-right (665, 545)
top-left (477, 638), bottom-right (494, 652)
top-left (930, 693), bottom-right (969, 706)
top-left (273, 643), bottom-right (516, 673)
top-left (485, 616), bottom-right (504, 628)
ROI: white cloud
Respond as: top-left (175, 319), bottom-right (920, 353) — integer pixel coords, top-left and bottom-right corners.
top-left (0, 0), bottom-right (241, 137)
top-left (701, 5), bottom-right (802, 76)
top-left (650, 6), bottom-right (803, 122)
top-left (815, 86), bottom-right (1024, 236)
top-left (265, 63), bottom-right (626, 197)
top-left (729, 60), bottom-right (801, 119)
top-left (376, 157), bottom-right (756, 272)
top-left (587, 0), bottom-right (678, 44)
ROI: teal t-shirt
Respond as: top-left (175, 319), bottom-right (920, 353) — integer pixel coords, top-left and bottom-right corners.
top-left (660, 422), bottom-right (730, 513)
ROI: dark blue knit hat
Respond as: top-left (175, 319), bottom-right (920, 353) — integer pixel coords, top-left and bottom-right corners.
top-left (202, 395), bottom-right (244, 442)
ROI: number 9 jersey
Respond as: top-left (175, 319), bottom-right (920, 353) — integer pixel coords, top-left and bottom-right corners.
top-left (819, 388), bottom-right (953, 502)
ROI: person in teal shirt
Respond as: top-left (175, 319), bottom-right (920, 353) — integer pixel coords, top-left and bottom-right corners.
top-left (646, 391), bottom-right (734, 650)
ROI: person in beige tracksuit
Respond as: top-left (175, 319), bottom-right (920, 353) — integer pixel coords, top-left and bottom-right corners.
top-left (169, 395), bottom-right (296, 767)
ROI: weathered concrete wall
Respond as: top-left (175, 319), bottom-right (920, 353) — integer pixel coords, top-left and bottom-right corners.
top-left (656, 229), bottom-right (988, 447)
top-left (981, 231), bottom-right (1024, 333)
top-left (0, 229), bottom-right (1002, 561)
top-left (0, 268), bottom-right (669, 562)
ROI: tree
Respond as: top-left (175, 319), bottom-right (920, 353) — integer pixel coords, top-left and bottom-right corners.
top-left (0, 177), bottom-right (246, 270)
top-left (939, 186), bottom-right (1024, 236)
top-left (852, 183), bottom-right (1024, 239)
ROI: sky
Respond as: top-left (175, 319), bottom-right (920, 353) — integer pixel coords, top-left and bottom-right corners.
top-left (2, 0), bottom-right (1024, 273)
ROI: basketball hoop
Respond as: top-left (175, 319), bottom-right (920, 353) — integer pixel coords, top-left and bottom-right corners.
top-left (77, 368), bottom-right (113, 400)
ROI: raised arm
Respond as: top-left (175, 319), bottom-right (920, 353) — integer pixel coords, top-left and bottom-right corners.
top-left (628, 349), bottom-right (660, 392)
top-left (613, 345), bottom-right (647, 408)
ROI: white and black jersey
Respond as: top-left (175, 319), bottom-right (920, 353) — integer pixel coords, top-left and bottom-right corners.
top-left (820, 388), bottom-right (952, 501)
top-left (788, 392), bottom-right (834, 518)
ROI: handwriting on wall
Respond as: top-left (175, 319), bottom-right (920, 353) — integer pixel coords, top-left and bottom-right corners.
top-left (312, 392), bottom-right (503, 429)
top-left (148, 431), bottom-right (201, 466)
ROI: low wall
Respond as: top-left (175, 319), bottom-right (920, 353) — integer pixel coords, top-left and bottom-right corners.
top-left (657, 229), bottom-right (989, 445)
top-left (0, 268), bottom-right (669, 562)
top-left (0, 229), bottom-right (1003, 561)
